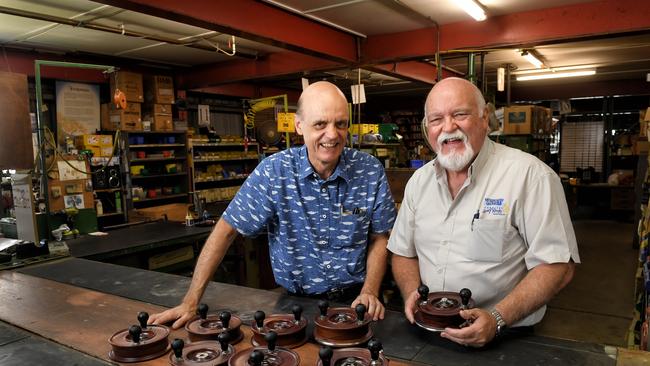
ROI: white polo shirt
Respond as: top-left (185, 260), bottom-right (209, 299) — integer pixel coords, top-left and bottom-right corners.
top-left (388, 138), bottom-right (580, 326)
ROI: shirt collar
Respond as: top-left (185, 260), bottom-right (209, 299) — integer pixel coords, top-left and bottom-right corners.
top-left (298, 146), bottom-right (350, 182)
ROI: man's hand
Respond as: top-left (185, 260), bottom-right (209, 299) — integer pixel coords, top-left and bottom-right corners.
top-left (403, 288), bottom-right (421, 324)
top-left (351, 293), bottom-right (385, 321)
top-left (440, 308), bottom-right (497, 347)
top-left (148, 303), bottom-right (197, 330)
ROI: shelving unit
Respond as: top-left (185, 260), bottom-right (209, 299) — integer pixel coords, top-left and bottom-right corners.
top-left (392, 111), bottom-right (423, 151)
top-left (89, 156), bottom-right (127, 229)
top-left (122, 131), bottom-right (190, 210)
top-left (188, 138), bottom-right (260, 214)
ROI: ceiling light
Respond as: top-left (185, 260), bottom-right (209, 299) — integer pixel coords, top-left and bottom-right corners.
top-left (514, 64), bottom-right (596, 75)
top-left (497, 67), bottom-right (505, 92)
top-left (521, 50), bottom-right (543, 68)
top-left (516, 70), bottom-right (596, 81)
top-left (455, 0), bottom-right (487, 21)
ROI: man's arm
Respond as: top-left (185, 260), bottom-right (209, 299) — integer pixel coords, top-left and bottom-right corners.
top-left (148, 218), bottom-right (239, 329)
top-left (391, 253), bottom-right (421, 323)
top-left (442, 262), bottom-right (574, 347)
top-left (352, 232), bottom-right (389, 321)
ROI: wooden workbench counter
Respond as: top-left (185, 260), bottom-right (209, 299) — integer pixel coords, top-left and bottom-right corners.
top-left (3, 258), bottom-right (617, 365)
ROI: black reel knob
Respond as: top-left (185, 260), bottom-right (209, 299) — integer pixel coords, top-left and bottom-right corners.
top-left (292, 304), bottom-right (303, 322)
top-left (137, 311), bottom-right (149, 329)
top-left (355, 303), bottom-right (366, 322)
top-left (218, 331), bottom-right (230, 352)
top-left (459, 288), bottom-right (472, 308)
top-left (254, 310), bottom-right (265, 328)
top-left (128, 325), bottom-right (142, 344)
top-left (319, 346), bottom-right (333, 366)
top-left (171, 338), bottom-right (184, 359)
top-left (220, 311), bottom-right (231, 329)
top-left (265, 331), bottom-right (278, 352)
top-left (417, 285), bottom-right (430, 303)
top-left (318, 300), bottom-right (329, 317)
top-left (248, 350), bottom-right (264, 366)
top-left (198, 303), bottom-right (209, 320)
top-left (368, 339), bottom-right (382, 361)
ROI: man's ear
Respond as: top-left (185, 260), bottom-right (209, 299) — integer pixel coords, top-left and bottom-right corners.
top-left (294, 117), bottom-right (304, 136)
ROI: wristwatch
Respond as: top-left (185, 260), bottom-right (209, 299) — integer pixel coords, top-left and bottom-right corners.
top-left (490, 309), bottom-right (507, 338)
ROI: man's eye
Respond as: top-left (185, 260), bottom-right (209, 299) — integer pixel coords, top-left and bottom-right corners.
top-left (314, 122), bottom-right (325, 128)
top-left (453, 112), bottom-right (469, 120)
top-left (429, 118), bottom-right (442, 125)
top-left (336, 121), bottom-right (348, 129)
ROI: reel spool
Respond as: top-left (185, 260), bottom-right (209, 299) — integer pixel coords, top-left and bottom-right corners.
top-left (313, 301), bottom-right (373, 347)
top-left (108, 311), bottom-right (170, 363)
top-left (414, 285), bottom-right (474, 332)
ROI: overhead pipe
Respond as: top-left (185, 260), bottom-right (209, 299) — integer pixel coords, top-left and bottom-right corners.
top-left (0, 5), bottom-right (258, 59)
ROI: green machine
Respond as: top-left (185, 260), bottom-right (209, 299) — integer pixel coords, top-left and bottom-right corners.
top-left (379, 123), bottom-right (399, 143)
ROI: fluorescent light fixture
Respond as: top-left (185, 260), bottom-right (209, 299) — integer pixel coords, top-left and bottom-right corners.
top-left (516, 70), bottom-right (596, 81)
top-left (521, 50), bottom-right (543, 68)
top-left (456, 0), bottom-right (487, 21)
top-left (497, 67), bottom-right (505, 91)
top-left (514, 64), bottom-right (596, 75)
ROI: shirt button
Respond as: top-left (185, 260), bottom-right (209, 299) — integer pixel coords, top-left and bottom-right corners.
top-left (321, 188), bottom-right (326, 193)
top-left (326, 265), bottom-right (331, 269)
top-left (441, 241), bottom-right (447, 246)
top-left (322, 215), bottom-right (327, 219)
top-left (437, 268), bottom-right (443, 274)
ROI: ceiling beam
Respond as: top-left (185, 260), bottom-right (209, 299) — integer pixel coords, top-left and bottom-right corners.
top-left (93, 0), bottom-right (359, 64)
top-left (364, 0), bottom-right (650, 63)
top-left (367, 61), bottom-right (459, 85)
top-left (192, 83), bottom-right (301, 102)
top-left (177, 52), bottom-right (341, 89)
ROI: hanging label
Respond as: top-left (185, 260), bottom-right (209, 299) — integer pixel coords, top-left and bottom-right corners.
top-left (198, 104), bottom-right (210, 127)
top-left (351, 84), bottom-right (366, 104)
top-left (277, 112), bottom-right (296, 133)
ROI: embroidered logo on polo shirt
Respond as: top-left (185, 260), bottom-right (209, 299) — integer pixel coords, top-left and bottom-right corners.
top-left (482, 198), bottom-right (509, 216)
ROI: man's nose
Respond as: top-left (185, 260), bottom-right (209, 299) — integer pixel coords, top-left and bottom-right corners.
top-left (441, 115), bottom-right (458, 132)
top-left (324, 122), bottom-right (338, 137)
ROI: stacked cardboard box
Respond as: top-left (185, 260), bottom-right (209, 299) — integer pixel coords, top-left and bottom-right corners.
top-left (145, 75), bottom-right (174, 104)
top-left (143, 103), bottom-right (173, 131)
top-left (103, 71), bottom-right (144, 131)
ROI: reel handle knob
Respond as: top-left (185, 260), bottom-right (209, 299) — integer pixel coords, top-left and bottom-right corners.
top-left (249, 350), bottom-right (264, 366)
top-left (220, 311), bottom-right (231, 329)
top-left (368, 339), bottom-right (382, 361)
top-left (265, 331), bottom-right (278, 352)
top-left (218, 331), bottom-right (230, 352)
top-left (319, 346), bottom-right (333, 366)
top-left (198, 303), bottom-right (209, 320)
top-left (292, 304), bottom-right (303, 322)
top-left (171, 338), bottom-right (184, 359)
top-left (254, 310), bottom-right (265, 328)
top-left (137, 312), bottom-right (149, 329)
top-left (318, 300), bottom-right (329, 318)
top-left (355, 303), bottom-right (366, 322)
top-left (417, 285), bottom-right (430, 303)
top-left (459, 288), bottom-right (472, 308)
top-left (128, 325), bottom-right (142, 344)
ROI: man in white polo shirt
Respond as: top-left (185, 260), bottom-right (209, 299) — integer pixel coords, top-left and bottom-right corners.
top-left (387, 77), bottom-right (580, 347)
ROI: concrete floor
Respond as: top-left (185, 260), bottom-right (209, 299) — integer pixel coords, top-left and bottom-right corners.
top-left (535, 219), bottom-right (638, 347)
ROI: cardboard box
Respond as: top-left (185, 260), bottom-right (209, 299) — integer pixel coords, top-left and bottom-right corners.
top-left (143, 103), bottom-right (173, 131)
top-left (110, 71), bottom-right (143, 103)
top-left (145, 75), bottom-right (174, 104)
top-left (108, 102), bottom-right (142, 131)
top-left (75, 134), bottom-right (112, 148)
top-left (504, 105), bottom-right (550, 135)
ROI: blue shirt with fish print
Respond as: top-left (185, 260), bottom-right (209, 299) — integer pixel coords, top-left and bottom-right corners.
top-left (222, 145), bottom-right (396, 295)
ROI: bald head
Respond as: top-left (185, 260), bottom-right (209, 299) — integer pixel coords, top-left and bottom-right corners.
top-left (425, 77), bottom-right (486, 118)
top-left (296, 81), bottom-right (347, 121)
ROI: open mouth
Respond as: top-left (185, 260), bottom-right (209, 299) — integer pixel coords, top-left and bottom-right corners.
top-left (320, 142), bottom-right (338, 148)
top-left (442, 137), bottom-right (464, 145)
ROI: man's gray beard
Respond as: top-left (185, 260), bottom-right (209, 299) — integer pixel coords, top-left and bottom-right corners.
top-left (436, 143), bottom-right (475, 172)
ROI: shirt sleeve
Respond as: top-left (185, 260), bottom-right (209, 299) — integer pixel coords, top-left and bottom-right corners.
top-left (387, 173), bottom-right (418, 258)
top-left (222, 158), bottom-right (275, 236)
top-left (369, 164), bottom-right (397, 234)
top-left (520, 171), bottom-right (581, 269)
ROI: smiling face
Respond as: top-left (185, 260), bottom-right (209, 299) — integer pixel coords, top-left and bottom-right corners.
top-left (424, 78), bottom-right (489, 172)
top-left (294, 81), bottom-right (349, 179)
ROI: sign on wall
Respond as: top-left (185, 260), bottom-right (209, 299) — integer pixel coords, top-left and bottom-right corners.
top-left (56, 81), bottom-right (100, 146)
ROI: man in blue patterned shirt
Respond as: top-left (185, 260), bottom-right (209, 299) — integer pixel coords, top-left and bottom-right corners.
top-left (150, 81), bottom-right (396, 329)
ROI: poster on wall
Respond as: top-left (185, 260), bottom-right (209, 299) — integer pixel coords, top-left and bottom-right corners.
top-left (56, 81), bottom-right (100, 146)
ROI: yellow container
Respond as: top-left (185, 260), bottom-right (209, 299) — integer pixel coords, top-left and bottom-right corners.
top-left (130, 165), bottom-right (145, 176)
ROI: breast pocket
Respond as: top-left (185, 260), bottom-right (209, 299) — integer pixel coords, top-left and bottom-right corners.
top-left (335, 208), bottom-right (371, 248)
top-left (467, 218), bottom-right (506, 262)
